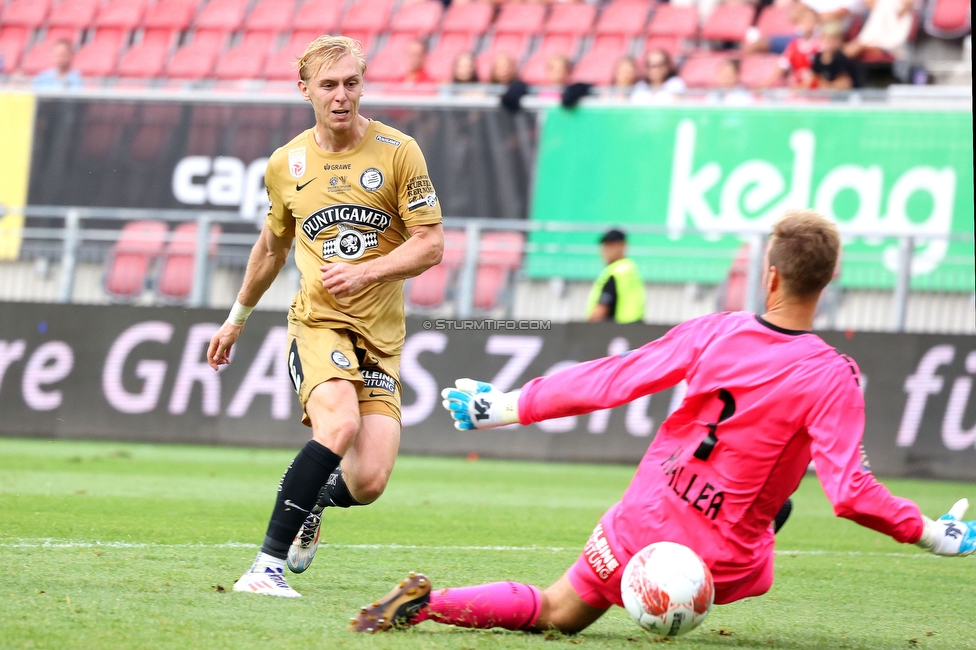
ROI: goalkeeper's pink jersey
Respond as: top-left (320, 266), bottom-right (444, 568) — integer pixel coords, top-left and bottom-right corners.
top-left (518, 312), bottom-right (923, 581)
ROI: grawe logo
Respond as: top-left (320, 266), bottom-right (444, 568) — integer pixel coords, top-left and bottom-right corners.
top-left (666, 119), bottom-right (957, 275)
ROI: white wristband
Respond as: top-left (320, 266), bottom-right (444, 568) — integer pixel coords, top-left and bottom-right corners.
top-left (227, 301), bottom-right (254, 326)
top-left (498, 390), bottom-right (521, 426)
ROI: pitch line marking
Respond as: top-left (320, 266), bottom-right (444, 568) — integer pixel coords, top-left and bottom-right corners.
top-left (0, 538), bottom-right (947, 559)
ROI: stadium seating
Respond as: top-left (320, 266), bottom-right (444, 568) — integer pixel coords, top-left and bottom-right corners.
top-left (643, 36), bottom-right (683, 59)
top-left (424, 32), bottom-right (475, 82)
top-left (164, 30), bottom-right (227, 80)
top-left (214, 31), bottom-right (276, 80)
top-left (521, 34), bottom-right (580, 85)
top-left (156, 221), bottom-right (222, 302)
top-left (263, 31), bottom-right (315, 81)
top-left (679, 52), bottom-right (729, 88)
top-left (104, 220), bottom-right (169, 301)
top-left (440, 2), bottom-right (494, 36)
top-left (755, 6), bottom-right (796, 38)
top-left (595, 1), bottom-right (653, 37)
top-left (1, 0), bottom-right (52, 28)
top-left (95, 0), bottom-right (149, 31)
top-left (476, 32), bottom-right (531, 82)
top-left (79, 102), bottom-right (136, 158)
top-left (20, 28), bottom-right (80, 76)
top-left (701, 4), bottom-right (755, 42)
top-left (924, 0), bottom-right (971, 38)
top-left (194, 0), bottom-right (248, 32)
top-left (0, 26), bottom-right (29, 74)
top-left (129, 104), bottom-right (183, 161)
top-left (367, 33), bottom-right (417, 83)
top-left (291, 0), bottom-right (341, 35)
top-left (573, 35), bottom-right (630, 85)
top-left (474, 231), bottom-right (524, 311)
top-left (73, 29), bottom-right (127, 78)
top-left (718, 244), bottom-right (751, 311)
top-left (48, 0), bottom-right (100, 29)
top-left (544, 3), bottom-right (598, 36)
top-left (646, 5), bottom-right (699, 40)
top-left (389, 1), bottom-right (444, 37)
top-left (143, 0), bottom-right (198, 31)
top-left (740, 54), bottom-right (782, 89)
top-left (494, 3), bottom-right (548, 36)
top-left (243, 0), bottom-right (296, 33)
top-left (116, 29), bottom-right (176, 79)
top-left (407, 228), bottom-right (466, 309)
top-left (341, 0), bottom-right (395, 35)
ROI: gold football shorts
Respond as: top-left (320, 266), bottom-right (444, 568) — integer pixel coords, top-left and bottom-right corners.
top-left (286, 318), bottom-right (401, 426)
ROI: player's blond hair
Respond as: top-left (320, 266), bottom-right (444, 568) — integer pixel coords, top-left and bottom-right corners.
top-left (297, 35), bottom-right (367, 81)
top-left (768, 210), bottom-right (841, 298)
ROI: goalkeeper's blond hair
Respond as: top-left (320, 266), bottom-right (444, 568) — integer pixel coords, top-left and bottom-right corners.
top-left (297, 35), bottom-right (367, 81)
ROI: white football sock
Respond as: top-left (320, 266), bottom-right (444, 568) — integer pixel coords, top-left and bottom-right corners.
top-left (253, 552), bottom-right (286, 572)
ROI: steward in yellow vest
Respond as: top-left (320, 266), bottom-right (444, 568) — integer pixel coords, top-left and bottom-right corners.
top-left (586, 229), bottom-right (645, 323)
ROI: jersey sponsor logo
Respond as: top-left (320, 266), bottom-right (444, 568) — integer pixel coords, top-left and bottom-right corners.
top-left (288, 147), bottom-right (306, 178)
top-left (328, 175), bottom-right (351, 193)
top-left (359, 168), bottom-right (384, 191)
top-left (375, 134), bottom-right (401, 146)
top-left (301, 204), bottom-right (394, 241)
top-left (331, 350), bottom-right (352, 369)
top-left (661, 449), bottom-right (725, 521)
top-left (322, 225), bottom-right (378, 260)
top-left (324, 163), bottom-right (352, 171)
top-left (582, 523), bottom-right (620, 580)
top-left (296, 177), bottom-right (317, 192)
top-left (405, 175), bottom-right (437, 211)
top-left (362, 369), bottom-right (396, 394)
top-left (288, 339), bottom-right (304, 393)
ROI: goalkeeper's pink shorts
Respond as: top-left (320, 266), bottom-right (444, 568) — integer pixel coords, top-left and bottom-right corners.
top-left (566, 506), bottom-right (775, 609)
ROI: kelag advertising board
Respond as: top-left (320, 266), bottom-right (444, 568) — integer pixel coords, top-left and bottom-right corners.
top-left (1, 303), bottom-right (974, 481)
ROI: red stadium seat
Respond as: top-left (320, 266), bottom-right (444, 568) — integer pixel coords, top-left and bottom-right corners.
top-left (19, 28), bottom-right (79, 76)
top-left (0, 27), bottom-right (29, 74)
top-left (116, 29), bottom-right (175, 78)
top-left (291, 0), bottom-right (342, 34)
top-left (341, 0), bottom-right (395, 34)
top-left (195, 0), bottom-right (249, 32)
top-left (701, 4), bottom-right (755, 42)
top-left (104, 220), bottom-right (168, 301)
top-left (719, 244), bottom-right (751, 311)
top-left (367, 33), bottom-right (416, 83)
top-left (479, 231), bottom-right (524, 270)
top-left (494, 3), bottom-right (548, 36)
top-left (755, 6), bottom-right (795, 38)
top-left (263, 31), bottom-right (316, 80)
top-left (424, 32), bottom-right (475, 82)
top-left (545, 3), bottom-right (598, 36)
top-left (390, 1), bottom-right (443, 37)
top-left (647, 5), bottom-right (699, 39)
top-left (521, 34), bottom-right (580, 85)
top-left (143, 0), bottom-right (198, 31)
top-left (48, 0), bottom-right (100, 29)
top-left (473, 266), bottom-right (509, 311)
top-left (740, 53), bottom-right (782, 88)
top-left (96, 0), bottom-right (149, 30)
top-left (596, 1), bottom-right (652, 37)
top-left (156, 222), bottom-right (222, 303)
top-left (130, 104), bottom-right (183, 161)
top-left (408, 265), bottom-right (451, 308)
top-left (679, 52), bottom-right (728, 88)
top-left (476, 33), bottom-right (530, 81)
top-left (164, 30), bottom-right (227, 80)
top-left (214, 31), bottom-right (275, 80)
top-left (73, 29), bottom-right (127, 77)
top-left (441, 2), bottom-right (493, 36)
top-left (244, 0), bottom-right (297, 33)
top-left (643, 36), bottom-right (683, 59)
top-left (572, 36), bottom-right (629, 85)
top-left (342, 30), bottom-right (375, 57)
top-left (1, 0), bottom-right (52, 28)
top-left (925, 0), bottom-right (971, 37)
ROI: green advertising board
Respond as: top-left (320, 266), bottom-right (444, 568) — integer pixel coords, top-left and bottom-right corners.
top-left (528, 106), bottom-right (974, 291)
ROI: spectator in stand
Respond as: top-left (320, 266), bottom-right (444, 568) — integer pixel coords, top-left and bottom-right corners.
top-left (586, 229), bottom-right (645, 324)
top-left (610, 57), bottom-right (639, 97)
top-left (744, 0), bottom-right (810, 55)
top-left (843, 0), bottom-right (914, 60)
top-left (711, 59), bottom-right (755, 104)
top-left (402, 38), bottom-right (434, 85)
top-left (489, 52), bottom-right (519, 86)
top-left (539, 54), bottom-right (572, 99)
top-left (803, 0), bottom-right (866, 25)
top-left (768, 3), bottom-right (820, 87)
top-left (33, 39), bottom-right (82, 90)
top-left (452, 52), bottom-right (478, 84)
top-left (813, 22), bottom-right (860, 88)
top-left (631, 50), bottom-right (686, 103)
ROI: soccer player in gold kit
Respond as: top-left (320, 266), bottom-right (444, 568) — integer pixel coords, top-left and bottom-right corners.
top-left (206, 36), bottom-right (444, 597)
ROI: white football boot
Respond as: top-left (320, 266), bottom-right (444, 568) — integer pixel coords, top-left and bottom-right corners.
top-left (287, 506), bottom-right (323, 573)
top-left (233, 563), bottom-right (302, 597)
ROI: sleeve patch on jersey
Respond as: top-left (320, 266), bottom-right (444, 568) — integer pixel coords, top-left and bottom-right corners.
top-left (375, 134), bottom-right (401, 146)
top-left (288, 147), bottom-right (306, 178)
top-left (406, 175), bottom-right (437, 211)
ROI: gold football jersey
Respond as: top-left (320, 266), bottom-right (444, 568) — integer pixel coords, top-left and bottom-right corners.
top-left (265, 120), bottom-right (442, 355)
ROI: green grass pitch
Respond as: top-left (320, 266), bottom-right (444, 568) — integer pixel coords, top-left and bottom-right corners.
top-left (0, 438), bottom-right (974, 649)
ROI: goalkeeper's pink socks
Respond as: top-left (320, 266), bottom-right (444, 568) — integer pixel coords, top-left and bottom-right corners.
top-left (412, 582), bottom-right (542, 630)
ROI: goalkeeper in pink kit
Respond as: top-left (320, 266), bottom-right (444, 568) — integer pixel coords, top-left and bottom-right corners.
top-left (350, 211), bottom-right (976, 634)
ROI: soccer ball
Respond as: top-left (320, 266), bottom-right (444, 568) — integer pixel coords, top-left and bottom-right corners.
top-left (620, 542), bottom-right (714, 637)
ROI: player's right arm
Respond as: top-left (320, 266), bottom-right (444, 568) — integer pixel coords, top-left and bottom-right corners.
top-left (207, 156), bottom-right (295, 371)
